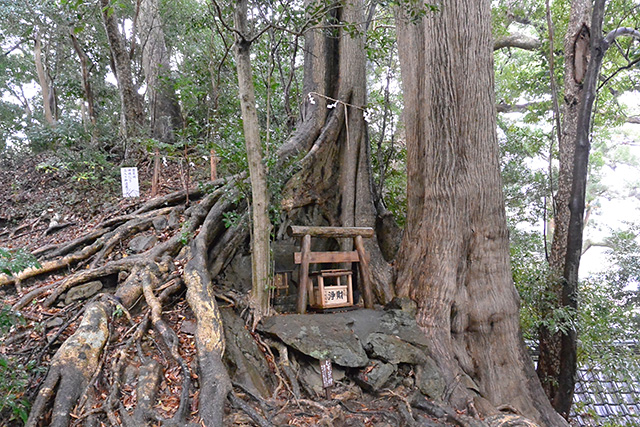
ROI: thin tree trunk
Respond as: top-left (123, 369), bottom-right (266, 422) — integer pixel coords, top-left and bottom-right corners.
top-left (558, 0), bottom-right (640, 417)
top-left (100, 0), bottom-right (144, 142)
top-left (538, 0), bottom-right (590, 412)
top-left (234, 0), bottom-right (272, 318)
top-left (395, 1), bottom-right (567, 425)
top-left (69, 30), bottom-right (97, 127)
top-left (34, 31), bottom-right (55, 126)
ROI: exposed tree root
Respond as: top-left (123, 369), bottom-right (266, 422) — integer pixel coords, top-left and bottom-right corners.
top-left (26, 301), bottom-right (111, 427)
top-left (34, 303), bottom-right (85, 364)
top-left (266, 338), bottom-right (301, 399)
top-left (131, 359), bottom-right (162, 425)
top-left (32, 228), bottom-right (109, 260)
top-left (140, 270), bottom-right (191, 424)
top-left (1, 240), bottom-right (104, 288)
top-left (88, 209), bottom-right (169, 268)
top-left (3, 152), bottom-right (417, 427)
top-left (0, 178), bottom-right (233, 289)
top-left (182, 188), bottom-right (237, 426)
top-left (21, 181), bottom-right (243, 423)
top-left (228, 391), bottom-right (272, 427)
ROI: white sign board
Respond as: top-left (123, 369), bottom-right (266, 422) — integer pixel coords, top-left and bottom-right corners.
top-left (120, 167), bottom-right (140, 198)
top-left (323, 286), bottom-right (349, 307)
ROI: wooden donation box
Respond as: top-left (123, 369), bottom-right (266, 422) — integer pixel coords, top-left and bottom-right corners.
top-left (288, 226), bottom-right (374, 313)
top-left (309, 269), bottom-right (353, 308)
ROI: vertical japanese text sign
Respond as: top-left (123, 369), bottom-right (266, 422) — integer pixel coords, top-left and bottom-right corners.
top-left (320, 358), bottom-right (334, 388)
top-left (121, 167), bottom-right (140, 198)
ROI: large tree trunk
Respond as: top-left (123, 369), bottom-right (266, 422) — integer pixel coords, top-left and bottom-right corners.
top-left (139, 0), bottom-right (182, 142)
top-left (394, 1), bottom-right (567, 426)
top-left (280, 0), bottom-right (394, 303)
top-left (234, 0), bottom-right (272, 317)
top-left (139, 0), bottom-right (183, 196)
top-left (538, 0), bottom-right (590, 414)
top-left (100, 0), bottom-right (144, 142)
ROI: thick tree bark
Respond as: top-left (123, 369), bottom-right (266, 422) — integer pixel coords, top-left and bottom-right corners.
top-left (280, 0), bottom-right (394, 304)
top-left (139, 0), bottom-right (183, 142)
top-left (234, 0), bottom-right (272, 317)
top-left (394, 1), bottom-right (567, 426)
top-left (100, 0), bottom-right (144, 141)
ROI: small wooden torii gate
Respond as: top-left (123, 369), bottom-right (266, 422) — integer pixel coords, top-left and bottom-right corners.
top-left (287, 225), bottom-right (375, 314)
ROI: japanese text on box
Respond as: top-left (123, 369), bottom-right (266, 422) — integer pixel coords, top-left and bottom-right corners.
top-left (121, 167), bottom-right (140, 198)
top-left (324, 288), bottom-right (347, 304)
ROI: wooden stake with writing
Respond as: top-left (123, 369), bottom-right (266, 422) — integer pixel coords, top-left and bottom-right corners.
top-left (320, 358), bottom-right (334, 399)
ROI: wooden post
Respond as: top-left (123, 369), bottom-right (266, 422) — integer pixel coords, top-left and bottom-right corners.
top-left (297, 234), bottom-right (312, 313)
top-left (354, 235), bottom-right (374, 309)
top-left (291, 226), bottom-right (375, 311)
top-left (318, 275), bottom-right (325, 307)
top-left (210, 148), bottom-right (217, 181)
top-left (151, 148), bottom-right (160, 197)
top-left (288, 225), bottom-right (374, 238)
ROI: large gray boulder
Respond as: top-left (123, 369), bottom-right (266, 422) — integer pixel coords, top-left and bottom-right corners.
top-left (365, 332), bottom-right (428, 365)
top-left (260, 314), bottom-right (369, 368)
top-left (260, 306), bottom-right (447, 396)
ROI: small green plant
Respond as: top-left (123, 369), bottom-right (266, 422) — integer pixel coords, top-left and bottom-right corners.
top-left (35, 157), bottom-right (69, 176)
top-left (179, 221), bottom-right (192, 245)
top-left (0, 248), bottom-right (40, 276)
top-left (113, 305), bottom-right (124, 318)
top-left (0, 356), bottom-right (31, 424)
top-left (222, 211), bottom-right (242, 229)
top-left (0, 249), bottom-right (41, 424)
top-left (0, 307), bottom-right (30, 424)
top-left (0, 305), bottom-right (38, 425)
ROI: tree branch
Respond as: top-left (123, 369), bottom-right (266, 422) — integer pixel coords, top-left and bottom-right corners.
top-left (598, 55), bottom-right (640, 91)
top-left (545, 0), bottom-right (563, 150)
top-left (210, 0), bottom-right (243, 40)
top-left (2, 37), bottom-right (30, 56)
top-left (496, 101), bottom-right (542, 113)
top-left (604, 27), bottom-right (640, 46)
top-left (582, 239), bottom-right (614, 255)
top-left (494, 33), bottom-right (541, 51)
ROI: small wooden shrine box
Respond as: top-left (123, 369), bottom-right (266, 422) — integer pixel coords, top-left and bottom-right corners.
top-left (309, 269), bottom-right (354, 308)
top-left (288, 225), bottom-right (374, 314)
